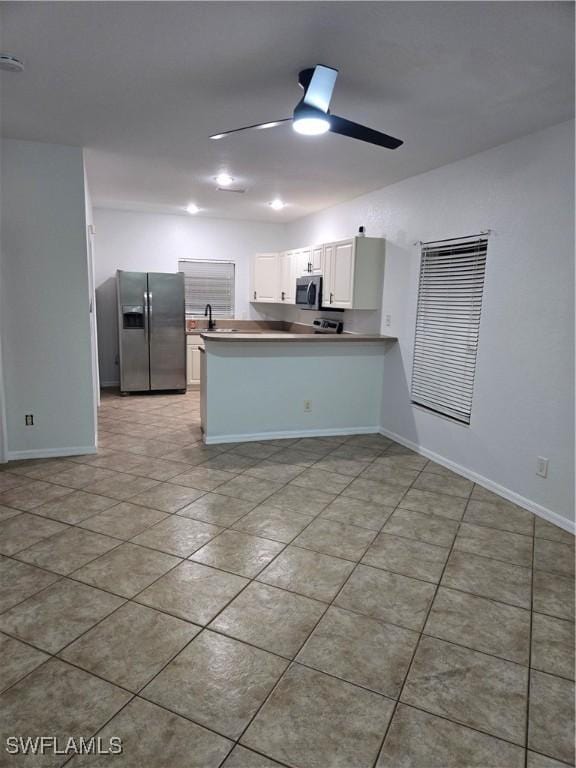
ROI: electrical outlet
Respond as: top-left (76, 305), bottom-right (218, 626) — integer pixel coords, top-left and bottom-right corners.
top-left (25, 414), bottom-right (34, 426)
top-left (536, 457), bottom-right (549, 478)
top-left (385, 314), bottom-right (392, 327)
top-left (303, 400), bottom-right (312, 413)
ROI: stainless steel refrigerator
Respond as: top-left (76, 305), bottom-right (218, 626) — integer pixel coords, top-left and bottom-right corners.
top-left (117, 270), bottom-right (186, 393)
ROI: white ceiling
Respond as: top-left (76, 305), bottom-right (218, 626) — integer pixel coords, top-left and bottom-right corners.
top-left (1, 2), bottom-right (573, 221)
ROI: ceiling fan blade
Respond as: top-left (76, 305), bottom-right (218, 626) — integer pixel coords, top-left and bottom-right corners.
top-left (209, 119), bottom-right (291, 140)
top-left (329, 115), bottom-right (403, 149)
top-left (301, 65), bottom-right (338, 113)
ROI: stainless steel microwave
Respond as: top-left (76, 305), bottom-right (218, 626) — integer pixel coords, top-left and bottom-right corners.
top-left (295, 275), bottom-right (322, 310)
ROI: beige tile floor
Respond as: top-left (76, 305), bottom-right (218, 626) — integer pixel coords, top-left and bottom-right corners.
top-left (0, 389), bottom-right (574, 768)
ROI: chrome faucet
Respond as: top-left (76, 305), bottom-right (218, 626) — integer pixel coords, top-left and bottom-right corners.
top-left (204, 303), bottom-right (215, 330)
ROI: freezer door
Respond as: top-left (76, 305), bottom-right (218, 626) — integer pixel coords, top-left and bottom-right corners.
top-left (148, 272), bottom-right (186, 391)
top-left (117, 271), bottom-right (150, 392)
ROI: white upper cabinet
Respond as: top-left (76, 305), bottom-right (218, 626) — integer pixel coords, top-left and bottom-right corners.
top-left (296, 247), bottom-right (312, 276)
top-left (278, 249), bottom-right (311, 303)
top-left (310, 245), bottom-right (324, 274)
top-left (325, 240), bottom-right (354, 308)
top-left (279, 251), bottom-right (295, 303)
top-left (251, 237), bottom-right (384, 310)
top-left (252, 252), bottom-right (279, 303)
top-left (323, 237), bottom-right (385, 310)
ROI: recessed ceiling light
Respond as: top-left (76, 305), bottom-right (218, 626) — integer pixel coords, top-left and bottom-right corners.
top-left (186, 203), bottom-right (200, 215)
top-left (215, 172), bottom-right (234, 187)
top-left (269, 199), bottom-right (286, 211)
top-left (0, 53), bottom-right (25, 73)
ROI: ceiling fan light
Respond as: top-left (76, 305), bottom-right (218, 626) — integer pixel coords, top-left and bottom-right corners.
top-left (293, 116), bottom-right (330, 136)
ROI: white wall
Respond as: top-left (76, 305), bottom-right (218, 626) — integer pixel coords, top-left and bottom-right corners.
top-left (0, 139), bottom-right (96, 457)
top-left (93, 208), bottom-right (285, 385)
top-left (203, 340), bottom-right (387, 442)
top-left (288, 121), bottom-right (575, 528)
top-left (83, 159), bottom-right (100, 420)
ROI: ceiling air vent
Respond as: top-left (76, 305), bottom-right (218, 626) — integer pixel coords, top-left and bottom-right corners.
top-left (217, 187), bottom-right (246, 194)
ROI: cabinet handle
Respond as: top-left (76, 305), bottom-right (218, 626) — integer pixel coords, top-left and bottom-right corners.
top-left (253, 291), bottom-right (257, 300)
top-left (281, 291), bottom-right (285, 301)
top-left (330, 292), bottom-right (334, 304)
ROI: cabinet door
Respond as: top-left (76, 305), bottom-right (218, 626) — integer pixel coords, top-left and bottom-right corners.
top-left (187, 345), bottom-right (202, 388)
top-left (279, 251), bottom-right (295, 303)
top-left (186, 345), bottom-right (195, 386)
top-left (330, 240), bottom-right (355, 308)
top-left (191, 346), bottom-right (202, 382)
top-left (311, 245), bottom-right (324, 274)
top-left (297, 247), bottom-right (312, 276)
top-left (323, 243), bottom-right (335, 305)
top-left (252, 253), bottom-right (279, 302)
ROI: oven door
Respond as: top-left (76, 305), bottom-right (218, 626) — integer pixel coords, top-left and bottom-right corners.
top-left (295, 276), bottom-right (321, 310)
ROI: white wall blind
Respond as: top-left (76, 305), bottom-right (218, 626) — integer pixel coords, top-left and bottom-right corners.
top-left (178, 260), bottom-right (235, 318)
top-left (411, 236), bottom-right (488, 425)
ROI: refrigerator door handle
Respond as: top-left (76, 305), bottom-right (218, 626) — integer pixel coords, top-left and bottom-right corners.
top-left (148, 291), bottom-right (153, 333)
top-left (144, 291), bottom-right (150, 345)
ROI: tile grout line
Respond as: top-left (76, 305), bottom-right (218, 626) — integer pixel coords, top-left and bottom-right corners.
top-left (53, 438), bottom-right (386, 767)
top-left (369, 482), bottom-right (475, 768)
top-left (0, 394), bottom-right (572, 767)
top-left (0, 448), bottom-right (563, 632)
top-left (118, 433), bottom-right (399, 756)
top-left (524, 517), bottom-right (537, 768)
top-left (210, 451), bottom-right (434, 759)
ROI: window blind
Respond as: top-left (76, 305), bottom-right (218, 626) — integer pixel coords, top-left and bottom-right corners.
top-left (178, 260), bottom-right (235, 318)
top-left (410, 236), bottom-right (488, 425)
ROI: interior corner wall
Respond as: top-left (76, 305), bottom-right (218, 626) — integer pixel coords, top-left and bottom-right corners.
top-left (287, 120), bottom-right (575, 529)
top-left (0, 139), bottom-right (96, 458)
top-left (92, 208), bottom-right (286, 386)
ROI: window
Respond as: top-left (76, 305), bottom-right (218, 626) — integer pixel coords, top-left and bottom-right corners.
top-left (411, 236), bottom-right (488, 425)
top-left (178, 260), bottom-right (235, 318)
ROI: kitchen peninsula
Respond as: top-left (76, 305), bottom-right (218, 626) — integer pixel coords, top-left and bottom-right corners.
top-left (200, 328), bottom-right (396, 444)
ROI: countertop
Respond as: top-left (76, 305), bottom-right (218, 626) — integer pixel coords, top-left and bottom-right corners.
top-left (200, 331), bottom-right (396, 342)
top-left (188, 320), bottom-right (396, 343)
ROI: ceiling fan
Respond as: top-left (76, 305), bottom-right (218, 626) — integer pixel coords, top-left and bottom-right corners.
top-left (210, 65), bottom-right (403, 150)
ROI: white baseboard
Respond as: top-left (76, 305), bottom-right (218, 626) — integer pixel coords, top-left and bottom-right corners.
top-left (379, 427), bottom-right (575, 535)
top-left (204, 425), bottom-right (380, 445)
top-left (6, 446), bottom-right (97, 461)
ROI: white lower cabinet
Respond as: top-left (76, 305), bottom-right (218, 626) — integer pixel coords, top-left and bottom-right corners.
top-left (186, 337), bottom-right (204, 388)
